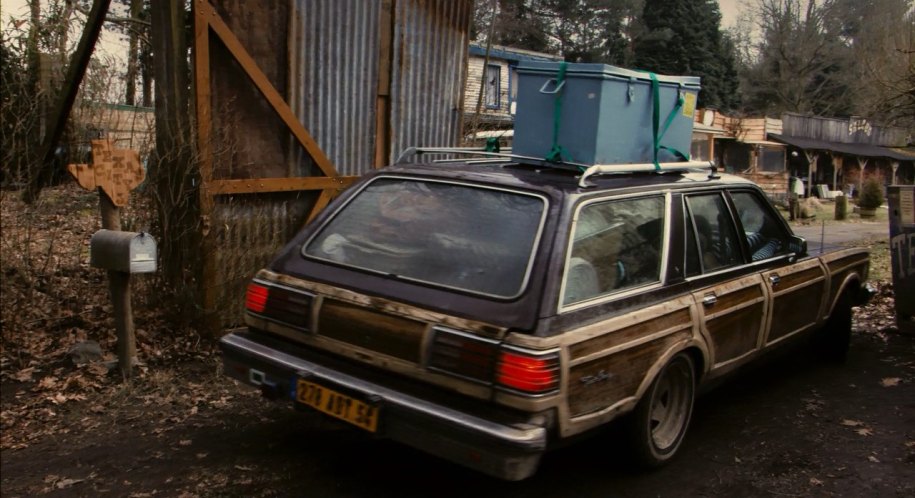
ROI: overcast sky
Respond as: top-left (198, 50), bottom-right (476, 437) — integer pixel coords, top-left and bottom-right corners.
top-left (718, 0), bottom-right (746, 28)
top-left (0, 0), bottom-right (750, 60)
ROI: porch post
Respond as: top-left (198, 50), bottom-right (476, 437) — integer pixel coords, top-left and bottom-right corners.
top-left (857, 157), bottom-right (869, 193)
top-left (805, 151), bottom-right (819, 198)
top-left (832, 154), bottom-right (843, 192)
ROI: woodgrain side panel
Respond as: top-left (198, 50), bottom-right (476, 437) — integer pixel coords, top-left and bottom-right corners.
top-left (704, 284), bottom-right (764, 313)
top-left (772, 266), bottom-right (824, 291)
top-left (318, 299), bottom-right (426, 362)
top-left (567, 331), bottom-right (690, 417)
top-left (568, 308), bottom-right (691, 359)
top-left (706, 302), bottom-right (764, 362)
top-left (768, 284), bottom-right (826, 342)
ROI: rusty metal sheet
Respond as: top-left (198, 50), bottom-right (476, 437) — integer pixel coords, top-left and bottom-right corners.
top-left (289, 0), bottom-right (471, 174)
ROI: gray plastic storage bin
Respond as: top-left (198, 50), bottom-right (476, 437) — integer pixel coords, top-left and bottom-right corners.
top-left (513, 61), bottom-right (700, 166)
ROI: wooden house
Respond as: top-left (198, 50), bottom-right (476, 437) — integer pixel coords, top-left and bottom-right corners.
top-left (464, 44), bottom-right (561, 131)
top-left (769, 114), bottom-right (915, 196)
top-left (691, 111), bottom-right (789, 198)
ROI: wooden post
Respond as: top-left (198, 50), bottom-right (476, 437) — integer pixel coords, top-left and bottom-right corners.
top-left (374, 0), bottom-right (394, 168)
top-left (99, 192), bottom-right (137, 377)
top-left (68, 139), bottom-right (145, 378)
top-left (804, 151), bottom-right (819, 198)
top-left (857, 157), bottom-right (869, 194)
top-left (891, 161), bottom-right (899, 185)
top-left (832, 154), bottom-right (844, 193)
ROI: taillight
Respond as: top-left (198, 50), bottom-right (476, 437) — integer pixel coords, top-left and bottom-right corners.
top-left (245, 280), bottom-right (313, 331)
top-left (428, 327), bottom-right (499, 383)
top-left (245, 282), bottom-right (269, 313)
top-left (496, 347), bottom-right (560, 395)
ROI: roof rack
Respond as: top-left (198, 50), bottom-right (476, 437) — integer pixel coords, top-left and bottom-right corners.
top-left (394, 147), bottom-right (716, 186)
top-left (578, 160), bottom-right (714, 187)
top-left (395, 147), bottom-right (583, 172)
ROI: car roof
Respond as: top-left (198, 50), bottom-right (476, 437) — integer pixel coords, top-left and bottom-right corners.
top-left (377, 160), bottom-right (758, 197)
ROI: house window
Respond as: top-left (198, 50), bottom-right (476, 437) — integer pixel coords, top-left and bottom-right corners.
top-left (758, 146), bottom-right (785, 173)
top-left (485, 64), bottom-right (501, 109)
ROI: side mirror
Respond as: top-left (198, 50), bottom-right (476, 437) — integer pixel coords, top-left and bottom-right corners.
top-left (788, 235), bottom-right (807, 258)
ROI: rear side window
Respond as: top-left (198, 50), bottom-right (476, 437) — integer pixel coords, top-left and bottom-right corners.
top-left (562, 196), bottom-right (664, 306)
top-left (685, 193), bottom-right (742, 273)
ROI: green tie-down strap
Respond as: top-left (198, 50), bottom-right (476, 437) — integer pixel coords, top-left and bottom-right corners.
top-left (546, 61), bottom-right (569, 164)
top-left (485, 137), bottom-right (501, 153)
top-left (647, 72), bottom-right (689, 171)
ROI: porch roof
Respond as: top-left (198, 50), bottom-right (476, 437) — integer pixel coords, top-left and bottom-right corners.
top-left (769, 133), bottom-right (914, 161)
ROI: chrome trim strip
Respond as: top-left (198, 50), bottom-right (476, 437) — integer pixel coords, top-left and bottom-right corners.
top-left (221, 333), bottom-right (546, 450)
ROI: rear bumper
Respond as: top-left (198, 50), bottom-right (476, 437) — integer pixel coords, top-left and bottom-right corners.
top-left (219, 330), bottom-right (547, 481)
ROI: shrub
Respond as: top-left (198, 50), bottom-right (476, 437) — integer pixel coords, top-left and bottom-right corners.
top-left (858, 178), bottom-right (885, 209)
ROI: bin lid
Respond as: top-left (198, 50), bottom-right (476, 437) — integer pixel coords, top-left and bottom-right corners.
top-left (516, 60), bottom-right (700, 88)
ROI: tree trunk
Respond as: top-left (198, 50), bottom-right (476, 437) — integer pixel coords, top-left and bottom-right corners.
top-left (150, 1), bottom-right (201, 321)
top-left (125, 0), bottom-right (143, 105)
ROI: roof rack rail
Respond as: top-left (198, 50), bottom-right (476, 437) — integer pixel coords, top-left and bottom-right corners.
top-left (578, 161), bottom-right (714, 187)
top-left (394, 147), bottom-right (584, 172)
top-left (395, 147), bottom-right (716, 185)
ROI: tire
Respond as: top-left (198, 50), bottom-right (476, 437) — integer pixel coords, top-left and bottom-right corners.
top-left (819, 292), bottom-right (852, 363)
top-left (628, 353), bottom-right (696, 467)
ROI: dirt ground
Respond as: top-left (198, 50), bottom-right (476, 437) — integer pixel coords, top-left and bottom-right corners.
top-left (2, 185), bottom-right (913, 497)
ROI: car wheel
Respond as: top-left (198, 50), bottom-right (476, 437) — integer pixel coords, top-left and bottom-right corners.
top-left (629, 352), bottom-right (695, 467)
top-left (819, 292), bottom-right (852, 363)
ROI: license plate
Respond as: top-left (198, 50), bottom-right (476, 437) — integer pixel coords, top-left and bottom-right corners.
top-left (295, 378), bottom-right (380, 433)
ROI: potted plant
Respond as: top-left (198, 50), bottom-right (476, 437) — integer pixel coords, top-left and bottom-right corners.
top-left (857, 177), bottom-right (884, 217)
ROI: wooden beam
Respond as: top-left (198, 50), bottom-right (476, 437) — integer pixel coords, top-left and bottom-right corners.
top-left (306, 189), bottom-right (336, 225)
top-left (199, 1), bottom-right (338, 178)
top-left (192, 0), bottom-right (218, 317)
top-left (374, 0), bottom-right (394, 168)
top-left (207, 176), bottom-right (358, 195)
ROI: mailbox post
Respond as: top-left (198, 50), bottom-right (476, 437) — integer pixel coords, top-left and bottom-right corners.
top-left (90, 229), bottom-right (157, 376)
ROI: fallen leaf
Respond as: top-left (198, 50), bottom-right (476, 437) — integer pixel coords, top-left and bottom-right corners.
top-left (196, 452), bottom-right (208, 459)
top-left (856, 427), bottom-right (874, 436)
top-left (810, 477), bottom-right (823, 486)
top-left (13, 367), bottom-right (35, 382)
top-left (179, 439), bottom-right (192, 446)
top-left (234, 465), bottom-right (254, 471)
top-left (56, 478), bottom-right (83, 489)
top-left (880, 377), bottom-right (901, 387)
top-left (840, 419), bottom-right (864, 427)
top-left (868, 455), bottom-right (880, 463)
top-left (905, 441), bottom-right (915, 448)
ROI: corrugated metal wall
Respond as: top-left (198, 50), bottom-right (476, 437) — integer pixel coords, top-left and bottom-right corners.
top-left (208, 1), bottom-right (472, 324)
top-left (389, 0), bottom-right (472, 162)
top-left (214, 193), bottom-right (315, 321)
top-left (289, 0), bottom-right (381, 175)
top-left (289, 0), bottom-right (471, 174)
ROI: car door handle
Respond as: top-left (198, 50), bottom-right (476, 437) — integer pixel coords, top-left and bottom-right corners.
top-left (702, 293), bottom-right (718, 307)
top-left (769, 275), bottom-right (781, 286)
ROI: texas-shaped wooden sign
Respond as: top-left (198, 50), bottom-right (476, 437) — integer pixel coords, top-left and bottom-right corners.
top-left (67, 139), bottom-right (145, 207)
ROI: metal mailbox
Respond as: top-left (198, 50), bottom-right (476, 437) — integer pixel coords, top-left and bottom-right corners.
top-left (90, 230), bottom-right (157, 273)
top-left (887, 185), bottom-right (914, 333)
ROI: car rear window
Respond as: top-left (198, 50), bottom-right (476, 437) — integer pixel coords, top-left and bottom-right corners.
top-left (303, 177), bottom-right (547, 298)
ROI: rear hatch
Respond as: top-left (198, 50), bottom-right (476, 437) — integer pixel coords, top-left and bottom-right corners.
top-left (243, 174), bottom-right (562, 399)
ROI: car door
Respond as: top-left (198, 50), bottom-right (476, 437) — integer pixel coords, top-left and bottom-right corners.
top-left (684, 192), bottom-right (768, 368)
top-left (728, 190), bottom-right (827, 345)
